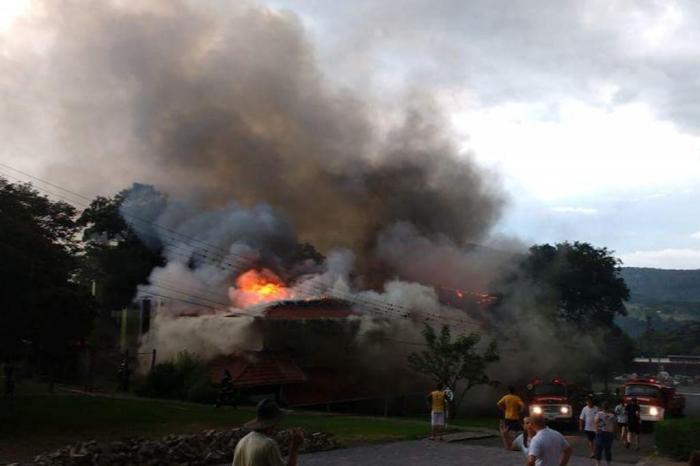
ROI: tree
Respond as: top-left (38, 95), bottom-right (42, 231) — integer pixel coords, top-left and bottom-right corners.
top-left (495, 241), bottom-right (630, 327)
top-left (77, 188), bottom-right (164, 312)
top-left (491, 241), bottom-right (633, 386)
top-left (0, 178), bottom-right (95, 375)
top-left (408, 324), bottom-right (499, 417)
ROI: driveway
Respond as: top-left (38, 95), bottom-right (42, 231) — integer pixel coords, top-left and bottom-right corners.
top-left (294, 440), bottom-right (630, 466)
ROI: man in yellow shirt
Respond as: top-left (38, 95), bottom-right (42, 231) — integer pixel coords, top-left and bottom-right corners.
top-left (428, 382), bottom-right (447, 440)
top-left (497, 385), bottom-right (524, 443)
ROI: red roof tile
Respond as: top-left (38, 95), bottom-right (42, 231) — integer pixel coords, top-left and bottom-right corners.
top-left (209, 352), bottom-right (306, 387)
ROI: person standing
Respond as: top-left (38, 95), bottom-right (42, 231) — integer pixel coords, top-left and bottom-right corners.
top-left (625, 397), bottom-right (641, 450)
top-left (117, 359), bottom-right (131, 392)
top-left (614, 398), bottom-right (627, 442)
top-left (500, 416), bottom-right (534, 457)
top-left (3, 363), bottom-right (15, 399)
top-left (594, 402), bottom-right (617, 466)
top-left (579, 396), bottom-right (599, 458)
top-left (427, 382), bottom-right (446, 440)
top-left (216, 370), bottom-right (236, 408)
top-left (443, 385), bottom-right (454, 425)
top-left (233, 398), bottom-right (304, 466)
top-left (527, 415), bottom-right (572, 466)
top-left (497, 385), bottom-right (524, 440)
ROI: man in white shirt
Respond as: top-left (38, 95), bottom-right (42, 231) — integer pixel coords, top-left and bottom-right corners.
top-left (443, 385), bottom-right (454, 424)
top-left (527, 415), bottom-right (572, 466)
top-left (233, 399), bottom-right (304, 466)
top-left (579, 396), bottom-right (599, 458)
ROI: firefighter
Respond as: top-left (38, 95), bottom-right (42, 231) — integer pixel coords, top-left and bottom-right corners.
top-left (3, 363), bottom-right (15, 399)
top-left (215, 370), bottom-right (236, 408)
top-left (117, 359), bottom-right (131, 392)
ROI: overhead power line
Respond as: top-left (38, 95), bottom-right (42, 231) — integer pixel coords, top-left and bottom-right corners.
top-left (0, 164), bottom-right (483, 330)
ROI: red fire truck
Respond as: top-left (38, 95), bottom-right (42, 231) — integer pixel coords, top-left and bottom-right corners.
top-left (526, 377), bottom-right (580, 426)
top-left (622, 378), bottom-right (685, 422)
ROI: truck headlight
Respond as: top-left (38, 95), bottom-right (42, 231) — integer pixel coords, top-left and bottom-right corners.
top-left (532, 406), bottom-right (543, 414)
top-left (650, 407), bottom-right (658, 416)
top-left (560, 406), bottom-right (569, 414)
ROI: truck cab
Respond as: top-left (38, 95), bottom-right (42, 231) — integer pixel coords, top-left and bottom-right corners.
top-left (622, 378), bottom-right (685, 422)
top-left (526, 377), bottom-right (577, 425)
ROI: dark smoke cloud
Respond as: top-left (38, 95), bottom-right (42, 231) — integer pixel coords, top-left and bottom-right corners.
top-left (2, 0), bottom-right (503, 263)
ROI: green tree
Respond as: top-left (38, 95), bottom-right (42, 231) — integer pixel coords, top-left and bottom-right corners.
top-left (408, 324), bottom-right (499, 417)
top-left (77, 189), bottom-right (164, 312)
top-left (496, 241), bottom-right (630, 327)
top-left (492, 241), bottom-right (633, 386)
top-left (0, 178), bottom-right (95, 379)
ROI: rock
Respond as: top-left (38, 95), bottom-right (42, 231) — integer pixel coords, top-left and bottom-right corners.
top-left (690, 450), bottom-right (700, 466)
top-left (29, 426), bottom-right (337, 465)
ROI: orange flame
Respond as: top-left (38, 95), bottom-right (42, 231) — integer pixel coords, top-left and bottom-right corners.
top-left (231, 269), bottom-right (291, 307)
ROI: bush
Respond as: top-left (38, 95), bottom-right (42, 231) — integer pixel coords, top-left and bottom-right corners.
top-left (655, 418), bottom-right (700, 461)
top-left (134, 351), bottom-right (212, 403)
top-left (174, 351), bottom-right (207, 390)
top-left (187, 379), bottom-right (218, 404)
top-left (134, 362), bottom-right (183, 399)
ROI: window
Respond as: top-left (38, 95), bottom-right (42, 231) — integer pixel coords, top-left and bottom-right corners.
top-left (533, 384), bottom-right (567, 396)
top-left (625, 385), bottom-right (660, 398)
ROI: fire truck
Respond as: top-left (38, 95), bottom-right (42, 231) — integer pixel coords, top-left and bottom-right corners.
top-left (621, 378), bottom-right (685, 422)
top-left (526, 377), bottom-right (580, 426)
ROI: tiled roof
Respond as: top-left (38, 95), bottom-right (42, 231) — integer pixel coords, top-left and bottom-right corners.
top-left (209, 352), bottom-right (307, 387)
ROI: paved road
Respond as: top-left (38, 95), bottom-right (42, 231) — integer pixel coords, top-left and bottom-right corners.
top-left (294, 440), bottom-right (630, 466)
top-left (469, 429), bottom-right (656, 464)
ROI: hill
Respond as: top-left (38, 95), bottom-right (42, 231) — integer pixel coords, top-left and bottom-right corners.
top-left (618, 267), bottom-right (700, 339)
top-left (621, 267), bottom-right (700, 304)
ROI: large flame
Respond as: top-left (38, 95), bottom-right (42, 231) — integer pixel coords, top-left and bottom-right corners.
top-left (230, 268), bottom-right (292, 307)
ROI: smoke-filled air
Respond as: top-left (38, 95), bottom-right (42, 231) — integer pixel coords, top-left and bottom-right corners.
top-left (1, 0), bottom-right (614, 393)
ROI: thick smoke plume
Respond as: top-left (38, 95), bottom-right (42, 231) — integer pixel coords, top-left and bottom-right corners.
top-left (2, 1), bottom-right (613, 400)
top-left (2, 0), bottom-right (502, 260)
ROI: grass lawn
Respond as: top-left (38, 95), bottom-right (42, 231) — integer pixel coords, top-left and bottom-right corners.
top-left (0, 383), bottom-right (497, 463)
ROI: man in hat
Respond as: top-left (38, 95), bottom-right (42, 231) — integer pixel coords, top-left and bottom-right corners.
top-left (233, 398), bottom-right (304, 466)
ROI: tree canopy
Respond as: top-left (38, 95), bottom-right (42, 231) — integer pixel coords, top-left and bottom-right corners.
top-left (0, 179), bottom-right (95, 362)
top-left (491, 241), bottom-right (635, 384)
top-left (77, 189), bottom-right (163, 311)
top-left (495, 241), bottom-right (630, 328)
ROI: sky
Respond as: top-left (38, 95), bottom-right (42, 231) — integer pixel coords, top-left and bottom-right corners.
top-left (2, 0), bottom-right (700, 269)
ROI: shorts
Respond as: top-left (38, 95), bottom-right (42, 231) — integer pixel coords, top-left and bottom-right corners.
top-left (628, 422), bottom-right (640, 434)
top-left (595, 431), bottom-right (613, 461)
top-left (431, 411), bottom-right (445, 426)
top-left (617, 422), bottom-right (627, 428)
top-left (585, 430), bottom-right (596, 442)
top-left (505, 419), bottom-right (521, 431)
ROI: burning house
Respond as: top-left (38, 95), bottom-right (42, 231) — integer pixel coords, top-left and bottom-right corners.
top-left (209, 297), bottom-right (363, 406)
top-left (140, 265), bottom-right (490, 409)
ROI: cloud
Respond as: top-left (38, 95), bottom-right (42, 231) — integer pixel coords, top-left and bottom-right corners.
top-left (550, 206), bottom-right (598, 215)
top-left (620, 248), bottom-right (700, 269)
top-left (272, 0), bottom-right (700, 202)
top-left (691, 231), bottom-right (700, 239)
top-left (278, 0), bottom-right (700, 129)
